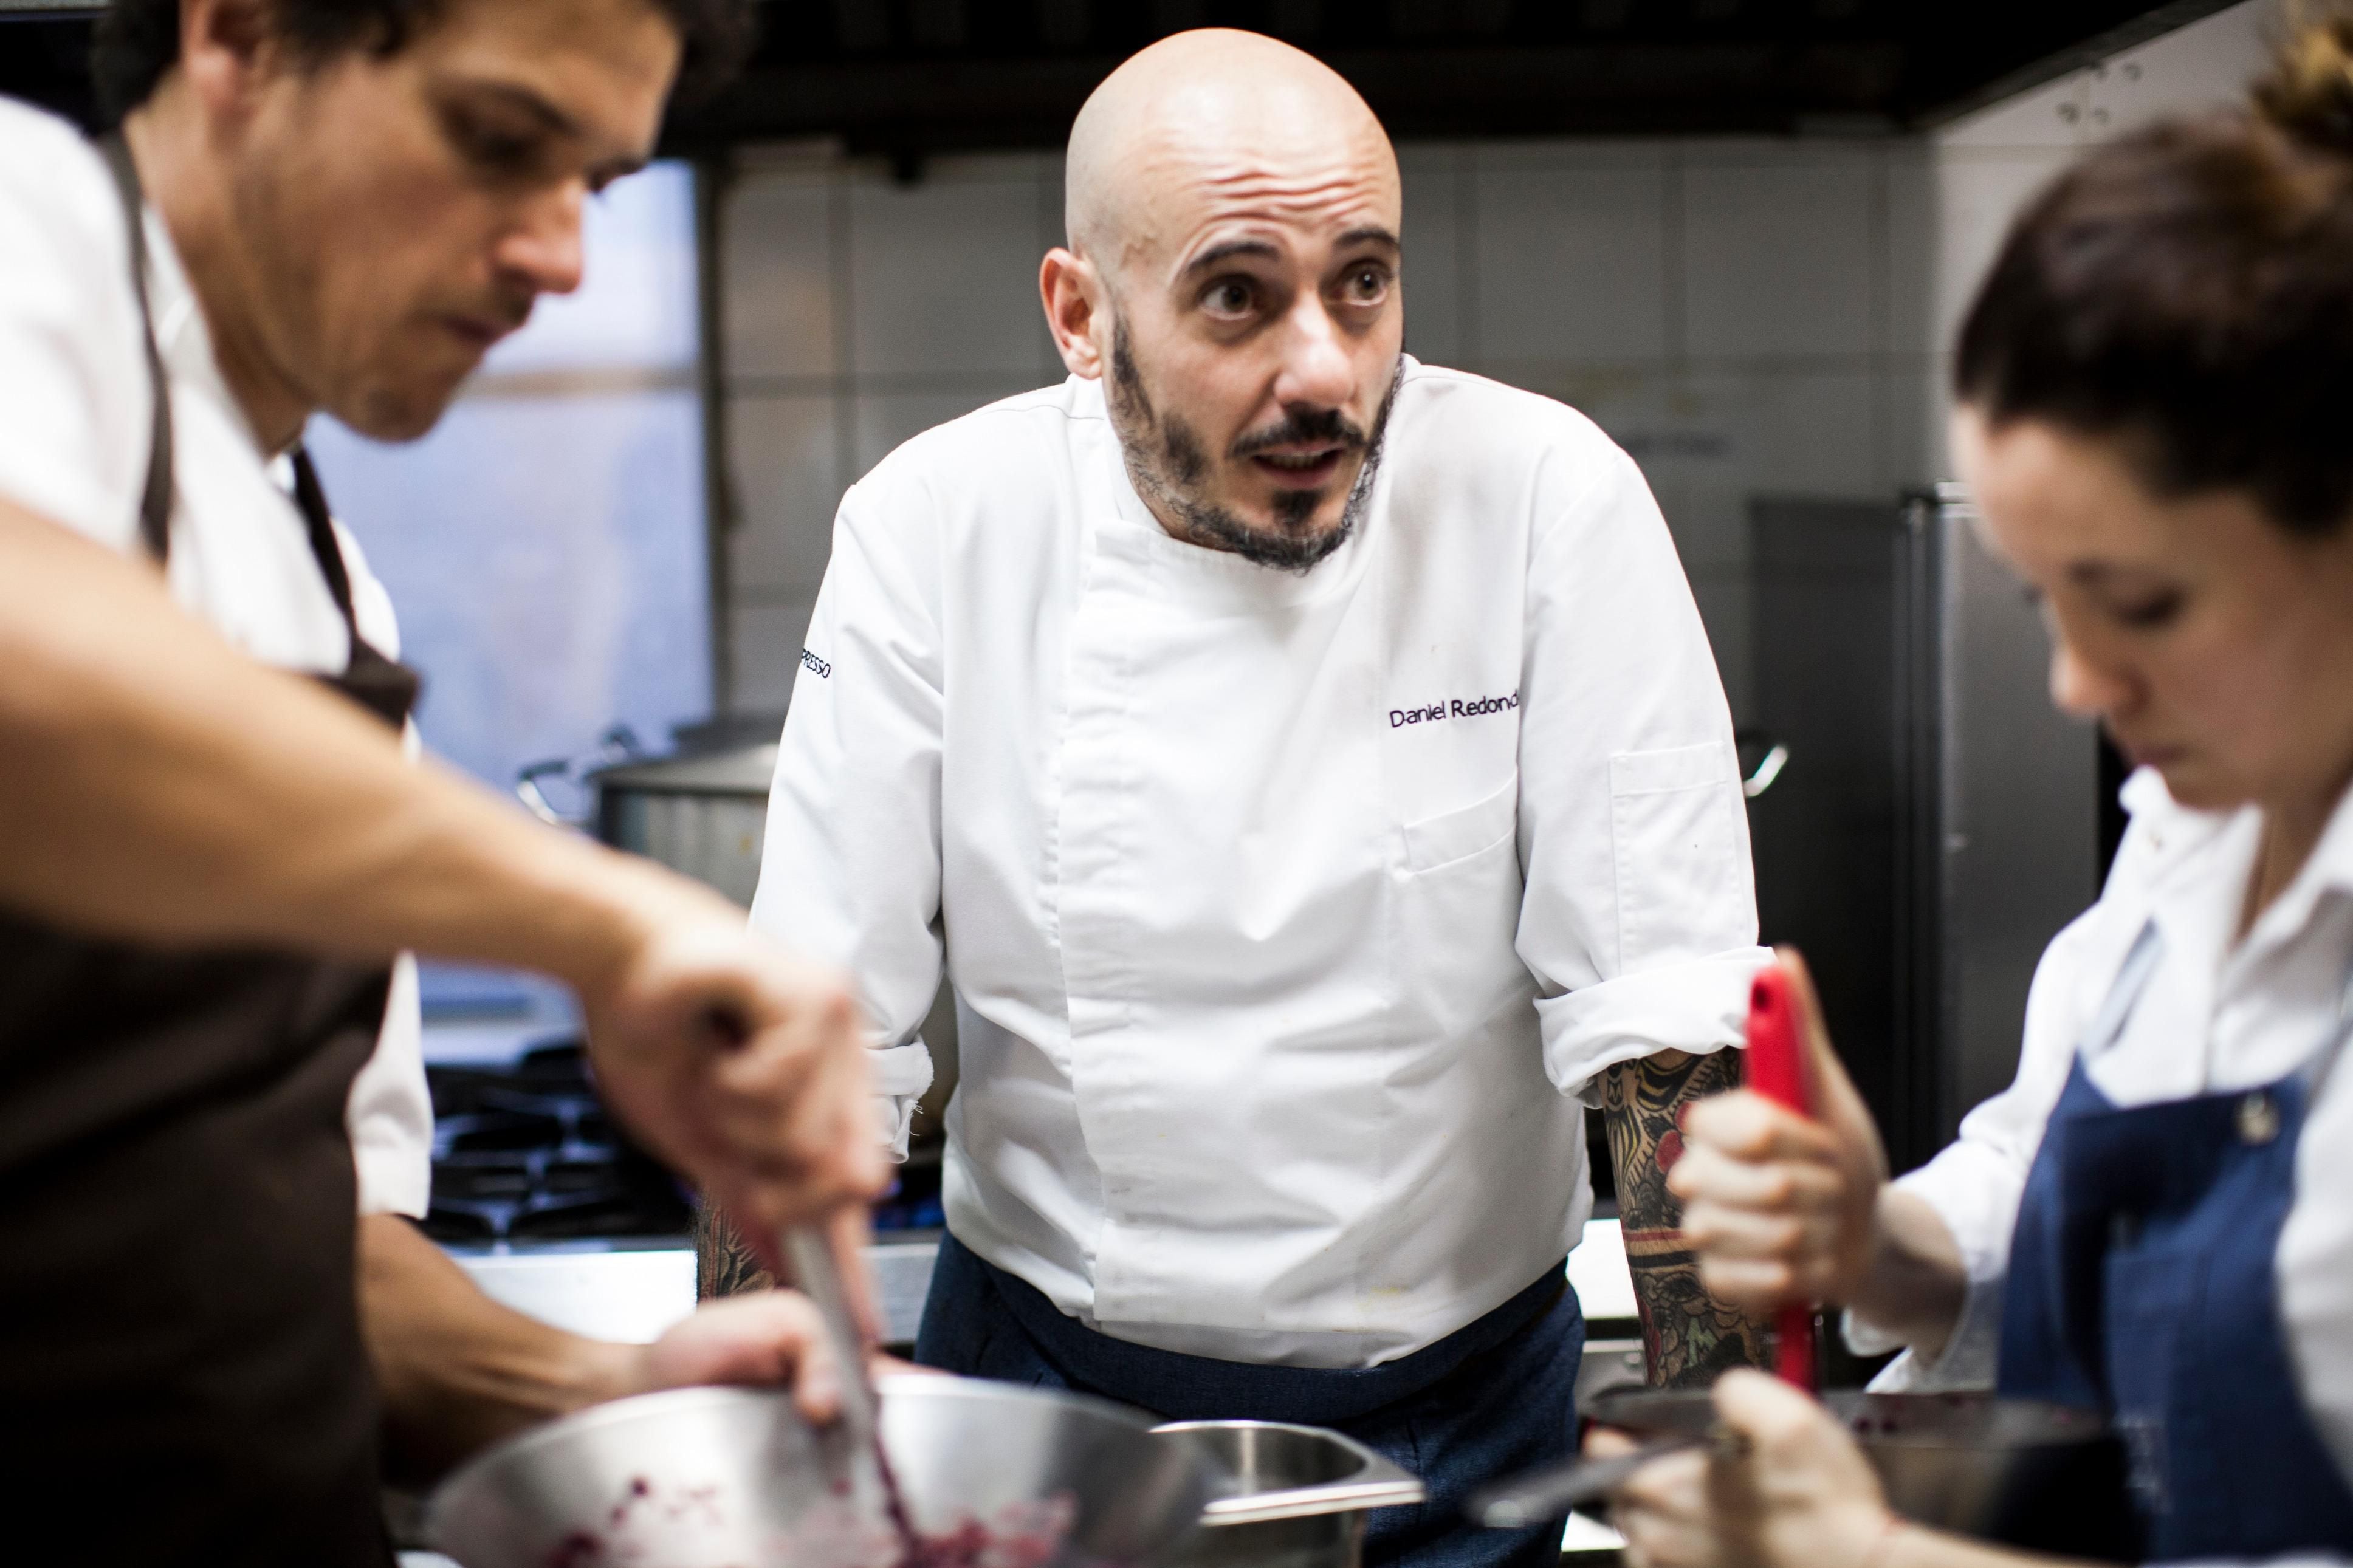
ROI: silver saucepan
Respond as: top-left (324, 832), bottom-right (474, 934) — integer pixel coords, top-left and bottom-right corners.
top-left (428, 1376), bottom-right (1218, 1568)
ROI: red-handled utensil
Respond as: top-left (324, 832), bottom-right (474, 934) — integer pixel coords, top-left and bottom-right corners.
top-left (1743, 964), bottom-right (1818, 1391)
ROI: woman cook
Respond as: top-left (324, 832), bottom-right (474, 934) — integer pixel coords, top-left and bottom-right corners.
top-left (1603, 14), bottom-right (2353, 1568)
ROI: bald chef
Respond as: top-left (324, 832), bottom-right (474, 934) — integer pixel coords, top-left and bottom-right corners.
top-left (741, 29), bottom-right (1769, 1568)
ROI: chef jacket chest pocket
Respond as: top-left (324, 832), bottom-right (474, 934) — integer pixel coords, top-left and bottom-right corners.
top-left (1395, 774), bottom-right (1530, 1035)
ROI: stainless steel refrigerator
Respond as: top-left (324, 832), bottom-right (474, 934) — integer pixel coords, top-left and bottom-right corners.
top-left (1745, 484), bottom-right (2114, 1174)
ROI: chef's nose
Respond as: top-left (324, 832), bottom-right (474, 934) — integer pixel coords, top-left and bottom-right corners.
top-left (2050, 634), bottom-right (2131, 721)
top-left (1271, 293), bottom-right (1355, 412)
top-left (494, 181), bottom-right (587, 298)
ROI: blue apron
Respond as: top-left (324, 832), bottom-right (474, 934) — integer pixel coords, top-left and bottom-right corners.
top-left (1997, 925), bottom-right (2353, 1560)
top-left (916, 1231), bottom-right (1584, 1568)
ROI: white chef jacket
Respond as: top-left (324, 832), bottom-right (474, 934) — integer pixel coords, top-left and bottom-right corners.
top-left (1857, 766), bottom-right (2353, 1554)
top-left (0, 97), bottom-right (433, 1217)
top-left (752, 359), bottom-right (1767, 1368)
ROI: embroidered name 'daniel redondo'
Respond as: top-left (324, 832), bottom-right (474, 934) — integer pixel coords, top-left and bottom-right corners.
top-left (1390, 690), bottom-right (1520, 728)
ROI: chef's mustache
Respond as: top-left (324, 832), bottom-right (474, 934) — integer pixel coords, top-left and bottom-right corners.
top-left (1229, 408), bottom-right (1372, 461)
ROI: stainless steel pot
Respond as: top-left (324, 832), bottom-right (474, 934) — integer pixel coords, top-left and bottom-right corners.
top-left (428, 1376), bottom-right (1217, 1568)
top-left (1150, 1422), bottom-right (1424, 1568)
top-left (1586, 1388), bottom-right (2136, 1560)
top-left (517, 733), bottom-right (777, 909)
top-left (587, 744), bottom-right (775, 908)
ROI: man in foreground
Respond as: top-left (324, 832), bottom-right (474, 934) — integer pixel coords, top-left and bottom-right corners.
top-left (0, 0), bottom-right (874, 1556)
top-left (737, 29), bottom-right (1771, 1568)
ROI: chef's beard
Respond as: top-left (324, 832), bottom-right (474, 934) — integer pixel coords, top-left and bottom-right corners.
top-left (1106, 320), bottom-right (1399, 575)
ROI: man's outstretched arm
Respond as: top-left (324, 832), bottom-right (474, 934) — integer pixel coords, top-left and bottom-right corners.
top-left (0, 498), bottom-right (883, 1244)
top-left (1598, 1048), bottom-right (1770, 1386)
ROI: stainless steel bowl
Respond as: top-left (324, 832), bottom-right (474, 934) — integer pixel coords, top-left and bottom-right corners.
top-left (1587, 1388), bottom-right (2135, 1560)
top-left (1150, 1422), bottom-right (1424, 1568)
top-left (428, 1376), bottom-right (1218, 1568)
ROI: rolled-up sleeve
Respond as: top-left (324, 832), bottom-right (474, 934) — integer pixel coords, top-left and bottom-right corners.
top-left (749, 467), bottom-right (942, 1159)
top-left (1513, 437), bottom-right (1768, 1103)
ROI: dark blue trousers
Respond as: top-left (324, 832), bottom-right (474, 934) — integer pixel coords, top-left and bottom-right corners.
top-left (915, 1233), bottom-right (1582, 1568)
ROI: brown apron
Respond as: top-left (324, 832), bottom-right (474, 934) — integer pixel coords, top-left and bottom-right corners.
top-left (0, 135), bottom-right (418, 1565)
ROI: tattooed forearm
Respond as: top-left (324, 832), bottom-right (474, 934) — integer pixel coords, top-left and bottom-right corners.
top-left (1598, 1047), bottom-right (1770, 1386)
top-left (695, 1201), bottom-right (774, 1300)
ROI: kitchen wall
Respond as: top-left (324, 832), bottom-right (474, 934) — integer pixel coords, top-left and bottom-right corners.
top-left (709, 0), bottom-right (2284, 730)
top-left (1916, 0), bottom-right (2284, 476)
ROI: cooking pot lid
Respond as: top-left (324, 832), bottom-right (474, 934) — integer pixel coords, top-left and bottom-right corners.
top-left (589, 743), bottom-right (779, 795)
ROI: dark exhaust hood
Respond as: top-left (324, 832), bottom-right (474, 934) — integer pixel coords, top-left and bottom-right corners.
top-left (4, 1), bottom-right (2235, 150)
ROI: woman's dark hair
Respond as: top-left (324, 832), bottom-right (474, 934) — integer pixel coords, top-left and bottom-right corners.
top-left (91, 0), bottom-right (757, 125)
top-left (1954, 7), bottom-right (2353, 535)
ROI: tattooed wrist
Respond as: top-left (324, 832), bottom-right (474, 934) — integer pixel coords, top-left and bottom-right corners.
top-left (1599, 1047), bottom-right (1770, 1386)
top-left (694, 1202), bottom-right (774, 1300)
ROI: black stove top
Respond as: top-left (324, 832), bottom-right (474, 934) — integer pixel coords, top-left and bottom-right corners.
top-left (422, 1039), bottom-right (692, 1245)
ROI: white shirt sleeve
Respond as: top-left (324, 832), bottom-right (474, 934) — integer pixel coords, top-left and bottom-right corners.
top-left (1513, 437), bottom-right (1770, 1103)
top-left (0, 103), bottom-right (148, 550)
top-left (749, 468), bottom-right (939, 1159)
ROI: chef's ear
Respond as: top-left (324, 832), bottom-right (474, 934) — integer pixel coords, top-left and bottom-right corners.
top-left (1040, 247), bottom-right (1111, 381)
top-left (177, 0), bottom-right (289, 120)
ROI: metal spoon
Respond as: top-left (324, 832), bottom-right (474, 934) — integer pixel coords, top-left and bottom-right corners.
top-left (1467, 1433), bottom-right (1714, 1529)
top-left (784, 1225), bottom-right (922, 1554)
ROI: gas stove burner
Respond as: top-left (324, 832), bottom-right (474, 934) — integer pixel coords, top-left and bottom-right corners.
top-left (424, 1036), bottom-right (689, 1244)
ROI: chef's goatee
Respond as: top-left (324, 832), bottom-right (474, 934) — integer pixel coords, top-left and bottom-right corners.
top-left (1108, 321), bottom-right (1401, 573)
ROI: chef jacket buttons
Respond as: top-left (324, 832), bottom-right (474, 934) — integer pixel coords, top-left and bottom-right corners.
top-left (2237, 1091), bottom-right (2281, 1146)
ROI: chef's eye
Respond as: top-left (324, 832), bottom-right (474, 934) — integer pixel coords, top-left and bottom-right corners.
top-left (1201, 278), bottom-right (1257, 318)
top-left (2112, 590), bottom-right (2183, 629)
top-left (1339, 264), bottom-right (1392, 304)
top-left (441, 103), bottom-right (546, 179)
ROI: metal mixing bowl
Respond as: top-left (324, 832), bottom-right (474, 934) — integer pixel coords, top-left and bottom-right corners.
top-left (427, 1376), bottom-right (1218, 1568)
top-left (1587, 1388), bottom-right (2137, 1561)
top-left (1152, 1422), bottom-right (1425, 1568)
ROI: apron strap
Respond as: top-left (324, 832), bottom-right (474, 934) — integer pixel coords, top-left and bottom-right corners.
top-left (91, 131), bottom-right (367, 656)
top-left (287, 447), bottom-right (359, 628)
top-left (95, 132), bottom-right (174, 565)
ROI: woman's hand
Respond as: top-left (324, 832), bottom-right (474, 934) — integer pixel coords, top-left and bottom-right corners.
top-left (1605, 1371), bottom-right (1895, 1568)
top-left (1670, 950), bottom-right (1889, 1312)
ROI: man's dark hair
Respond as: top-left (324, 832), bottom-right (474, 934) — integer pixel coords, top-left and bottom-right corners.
top-left (1954, 10), bottom-right (2353, 536)
top-left (91, 0), bottom-right (756, 126)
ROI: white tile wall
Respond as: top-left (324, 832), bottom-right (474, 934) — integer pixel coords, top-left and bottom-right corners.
top-left (723, 170), bottom-right (837, 379)
top-left (851, 383), bottom-right (1045, 478)
top-left (725, 392), bottom-right (838, 593)
top-left (847, 160), bottom-right (1063, 379)
top-left (730, 594), bottom-right (822, 715)
top-left (1471, 145), bottom-right (1672, 366)
top-left (1657, 368), bottom-right (1884, 573)
top-left (1397, 143), bottom-right (1469, 366)
top-left (1680, 147), bottom-right (1878, 361)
